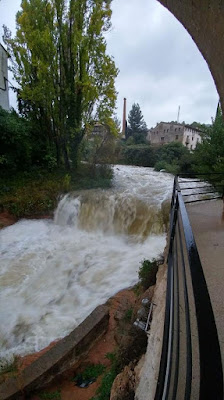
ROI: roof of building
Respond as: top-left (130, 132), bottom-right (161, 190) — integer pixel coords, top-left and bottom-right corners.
top-left (150, 121), bottom-right (203, 134)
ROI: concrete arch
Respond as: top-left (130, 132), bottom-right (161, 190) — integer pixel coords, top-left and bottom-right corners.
top-left (158, 0), bottom-right (224, 113)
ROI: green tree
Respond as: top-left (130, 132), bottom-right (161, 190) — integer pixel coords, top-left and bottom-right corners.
top-left (0, 106), bottom-right (32, 171)
top-left (122, 144), bottom-right (156, 167)
top-left (3, 0), bottom-right (118, 169)
top-left (127, 103), bottom-right (148, 142)
top-left (154, 142), bottom-right (191, 175)
top-left (193, 107), bottom-right (224, 173)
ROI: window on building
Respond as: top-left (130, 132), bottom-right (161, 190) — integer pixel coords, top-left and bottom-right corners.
top-left (179, 128), bottom-right (180, 131)
top-left (161, 137), bottom-right (164, 142)
top-left (175, 135), bottom-right (178, 140)
top-left (192, 136), bottom-right (194, 141)
top-left (175, 128), bottom-right (177, 131)
top-left (167, 129), bottom-right (169, 132)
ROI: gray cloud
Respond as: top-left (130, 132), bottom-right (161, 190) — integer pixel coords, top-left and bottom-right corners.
top-left (106, 0), bottom-right (218, 127)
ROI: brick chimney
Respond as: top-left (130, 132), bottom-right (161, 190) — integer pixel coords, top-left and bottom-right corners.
top-left (122, 98), bottom-right (127, 137)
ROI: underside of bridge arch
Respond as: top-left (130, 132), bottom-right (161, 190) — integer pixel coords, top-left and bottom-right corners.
top-left (158, 0), bottom-right (224, 114)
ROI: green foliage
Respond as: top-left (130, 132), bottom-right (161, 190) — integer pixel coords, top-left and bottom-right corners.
top-left (132, 282), bottom-right (142, 297)
top-left (73, 363), bottom-right (106, 383)
top-left (0, 165), bottom-right (113, 218)
top-left (0, 106), bottom-right (32, 171)
top-left (138, 259), bottom-right (158, 290)
top-left (189, 121), bottom-right (210, 132)
top-left (127, 103), bottom-right (148, 140)
top-left (193, 108), bottom-right (224, 174)
top-left (124, 308), bottom-right (133, 322)
top-left (154, 160), bottom-right (168, 172)
top-left (4, 0), bottom-right (118, 169)
top-left (122, 144), bottom-right (156, 167)
top-left (155, 142), bottom-right (189, 165)
top-left (91, 354), bottom-right (120, 400)
top-left (154, 142), bottom-right (193, 175)
top-left (105, 352), bottom-right (117, 363)
top-left (39, 391), bottom-right (61, 400)
top-left (83, 126), bottom-right (117, 165)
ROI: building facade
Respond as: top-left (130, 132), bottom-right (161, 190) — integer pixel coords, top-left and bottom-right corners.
top-left (147, 122), bottom-right (202, 150)
top-left (0, 44), bottom-right (10, 111)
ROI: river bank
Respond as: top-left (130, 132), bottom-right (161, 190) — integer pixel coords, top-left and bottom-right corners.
top-left (0, 283), bottom-right (156, 400)
top-left (0, 165), bottom-right (172, 400)
top-left (0, 164), bottom-right (113, 221)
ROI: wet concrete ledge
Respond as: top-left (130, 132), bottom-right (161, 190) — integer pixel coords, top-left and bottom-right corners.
top-left (0, 305), bottom-right (109, 400)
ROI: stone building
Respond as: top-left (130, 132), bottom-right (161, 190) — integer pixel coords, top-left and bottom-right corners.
top-left (0, 43), bottom-right (10, 111)
top-left (147, 122), bottom-right (202, 150)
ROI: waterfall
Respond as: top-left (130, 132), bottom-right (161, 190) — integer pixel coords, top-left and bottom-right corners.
top-left (0, 166), bottom-right (173, 361)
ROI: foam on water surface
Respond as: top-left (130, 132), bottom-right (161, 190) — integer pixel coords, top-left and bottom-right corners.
top-left (0, 166), bottom-right (173, 360)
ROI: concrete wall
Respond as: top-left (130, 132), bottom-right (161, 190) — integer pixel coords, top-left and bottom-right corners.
top-left (0, 44), bottom-right (9, 111)
top-left (0, 305), bottom-right (109, 400)
top-left (158, 0), bottom-right (224, 115)
top-left (135, 264), bottom-right (167, 400)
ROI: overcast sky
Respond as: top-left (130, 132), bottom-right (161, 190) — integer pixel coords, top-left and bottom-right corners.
top-left (0, 0), bottom-right (219, 127)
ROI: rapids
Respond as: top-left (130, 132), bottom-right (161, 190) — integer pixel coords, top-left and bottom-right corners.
top-left (0, 165), bottom-right (173, 362)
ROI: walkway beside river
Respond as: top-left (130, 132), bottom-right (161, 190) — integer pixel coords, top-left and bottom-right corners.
top-left (187, 199), bottom-right (224, 368)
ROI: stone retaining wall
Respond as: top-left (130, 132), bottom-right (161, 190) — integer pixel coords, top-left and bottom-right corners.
top-left (0, 305), bottom-right (109, 400)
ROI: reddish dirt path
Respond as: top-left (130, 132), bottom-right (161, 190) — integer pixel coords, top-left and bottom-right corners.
top-left (0, 211), bottom-right (51, 230)
top-left (0, 211), bottom-right (17, 229)
top-left (30, 289), bottom-right (136, 400)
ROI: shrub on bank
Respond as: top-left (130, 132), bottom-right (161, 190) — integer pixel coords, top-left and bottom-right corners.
top-left (138, 258), bottom-right (159, 290)
top-left (122, 144), bottom-right (156, 167)
top-left (0, 164), bottom-right (114, 218)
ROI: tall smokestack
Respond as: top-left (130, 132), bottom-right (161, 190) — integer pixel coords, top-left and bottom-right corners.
top-left (122, 98), bottom-right (127, 137)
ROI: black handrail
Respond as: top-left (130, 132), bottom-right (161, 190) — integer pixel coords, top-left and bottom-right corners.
top-left (154, 176), bottom-right (223, 400)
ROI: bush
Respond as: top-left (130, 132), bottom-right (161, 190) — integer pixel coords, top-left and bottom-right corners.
top-left (155, 142), bottom-right (189, 165)
top-left (138, 259), bottom-right (158, 289)
top-left (122, 144), bottom-right (156, 167)
top-left (154, 142), bottom-right (195, 175)
top-left (154, 161), bottom-right (167, 171)
top-left (0, 107), bottom-right (32, 171)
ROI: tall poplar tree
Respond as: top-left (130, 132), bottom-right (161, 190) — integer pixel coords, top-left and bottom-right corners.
top-left (4, 0), bottom-right (118, 169)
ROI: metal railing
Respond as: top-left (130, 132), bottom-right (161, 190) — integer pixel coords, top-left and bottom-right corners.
top-left (178, 172), bottom-right (224, 204)
top-left (154, 175), bottom-right (223, 400)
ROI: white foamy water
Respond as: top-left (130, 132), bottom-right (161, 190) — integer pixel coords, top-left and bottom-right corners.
top-left (0, 166), bottom-right (173, 360)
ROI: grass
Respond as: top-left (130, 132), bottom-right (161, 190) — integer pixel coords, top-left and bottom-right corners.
top-left (132, 282), bottom-right (143, 297)
top-left (39, 390), bottom-right (61, 400)
top-left (73, 363), bottom-right (106, 383)
top-left (0, 164), bottom-right (113, 218)
top-left (91, 353), bottom-right (120, 400)
top-left (124, 308), bottom-right (133, 322)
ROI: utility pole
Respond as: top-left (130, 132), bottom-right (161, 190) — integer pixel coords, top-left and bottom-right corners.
top-left (177, 105), bottom-right (180, 123)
